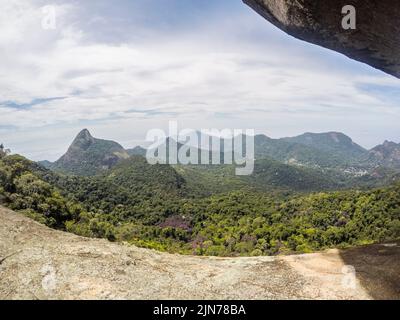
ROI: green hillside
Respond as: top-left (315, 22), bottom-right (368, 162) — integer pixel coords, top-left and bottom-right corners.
top-left (282, 132), bottom-right (368, 162)
top-left (1, 153), bottom-right (399, 256)
top-left (255, 134), bottom-right (363, 168)
top-left (126, 146), bottom-right (147, 157)
top-left (50, 129), bottom-right (129, 176)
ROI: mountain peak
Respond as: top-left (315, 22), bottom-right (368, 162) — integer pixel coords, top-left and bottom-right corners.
top-left (71, 129), bottom-right (95, 151)
top-left (279, 132), bottom-right (367, 164)
top-left (51, 129), bottom-right (129, 175)
top-left (76, 128), bottom-right (92, 139)
top-left (300, 131), bottom-right (351, 142)
top-left (369, 140), bottom-right (400, 167)
top-left (383, 140), bottom-right (397, 147)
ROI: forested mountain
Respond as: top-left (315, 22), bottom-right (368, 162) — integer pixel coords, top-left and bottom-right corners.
top-left (126, 146), bottom-right (147, 157)
top-left (369, 141), bottom-right (400, 168)
top-left (175, 158), bottom-right (340, 196)
top-left (1, 153), bottom-right (399, 256)
top-left (41, 130), bottom-right (400, 176)
top-left (254, 134), bottom-right (341, 167)
top-left (35, 129), bottom-right (400, 195)
top-left (253, 133), bottom-right (373, 170)
top-left (49, 129), bottom-right (129, 176)
top-left (3, 129), bottom-right (398, 257)
top-left (282, 132), bottom-right (368, 161)
top-left (104, 156), bottom-right (186, 196)
top-left (243, 158), bottom-right (339, 191)
top-left (37, 160), bottom-right (53, 169)
top-left (154, 132), bottom-right (371, 169)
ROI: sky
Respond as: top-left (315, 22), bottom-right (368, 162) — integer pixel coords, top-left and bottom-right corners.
top-left (0, 0), bottom-right (399, 161)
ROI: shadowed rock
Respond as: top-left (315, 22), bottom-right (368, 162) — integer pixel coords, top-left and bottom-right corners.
top-left (243, 0), bottom-right (400, 78)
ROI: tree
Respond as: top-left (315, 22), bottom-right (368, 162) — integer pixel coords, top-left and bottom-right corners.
top-left (0, 144), bottom-right (10, 158)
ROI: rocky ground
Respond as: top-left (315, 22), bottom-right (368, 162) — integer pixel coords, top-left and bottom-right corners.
top-left (1, 206), bottom-right (399, 300)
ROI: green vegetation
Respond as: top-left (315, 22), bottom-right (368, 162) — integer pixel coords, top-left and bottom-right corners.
top-left (2, 128), bottom-right (400, 257)
top-left (0, 155), bottom-right (79, 228)
top-left (126, 146), bottom-right (147, 157)
top-left (254, 134), bottom-right (364, 169)
top-left (49, 129), bottom-right (129, 176)
top-left (1, 153), bottom-right (399, 256)
top-left (281, 132), bottom-right (368, 165)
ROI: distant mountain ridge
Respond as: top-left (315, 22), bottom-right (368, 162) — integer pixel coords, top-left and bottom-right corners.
top-left (126, 146), bottom-right (147, 157)
top-left (40, 129), bottom-right (399, 181)
top-left (282, 132), bottom-right (368, 160)
top-left (369, 141), bottom-right (400, 168)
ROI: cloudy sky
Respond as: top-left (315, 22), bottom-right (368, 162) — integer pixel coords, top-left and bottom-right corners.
top-left (1, 0), bottom-right (399, 161)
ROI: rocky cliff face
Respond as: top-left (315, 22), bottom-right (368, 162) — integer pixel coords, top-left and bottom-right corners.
top-left (243, 0), bottom-right (400, 78)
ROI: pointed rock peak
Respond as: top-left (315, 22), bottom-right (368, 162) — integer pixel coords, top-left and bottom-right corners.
top-left (71, 129), bottom-right (95, 150)
top-left (76, 129), bottom-right (93, 140)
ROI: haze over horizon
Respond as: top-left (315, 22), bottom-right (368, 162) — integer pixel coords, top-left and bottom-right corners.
top-left (1, 0), bottom-right (399, 161)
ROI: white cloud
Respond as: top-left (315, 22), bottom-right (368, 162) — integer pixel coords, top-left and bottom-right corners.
top-left (0, 0), bottom-right (399, 160)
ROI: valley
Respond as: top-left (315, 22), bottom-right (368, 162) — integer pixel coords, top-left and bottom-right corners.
top-left (1, 129), bottom-right (399, 257)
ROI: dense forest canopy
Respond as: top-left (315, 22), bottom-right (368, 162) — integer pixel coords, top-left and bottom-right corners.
top-left (1, 152), bottom-right (399, 256)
